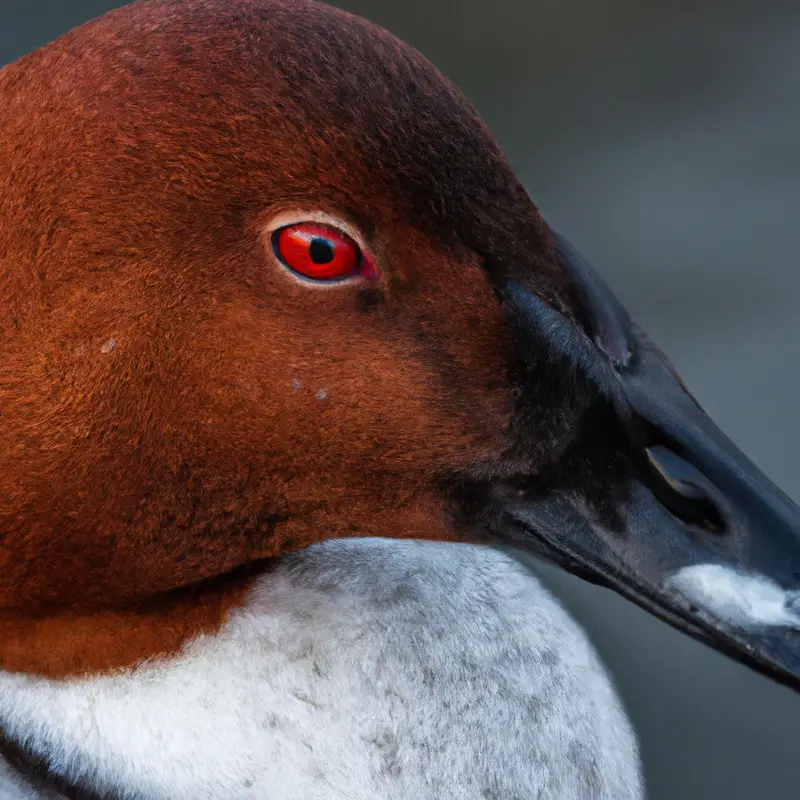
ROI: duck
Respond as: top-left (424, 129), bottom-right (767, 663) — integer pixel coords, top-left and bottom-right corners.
top-left (0, 0), bottom-right (798, 797)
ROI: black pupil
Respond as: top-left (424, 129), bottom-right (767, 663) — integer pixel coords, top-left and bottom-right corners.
top-left (309, 237), bottom-right (335, 265)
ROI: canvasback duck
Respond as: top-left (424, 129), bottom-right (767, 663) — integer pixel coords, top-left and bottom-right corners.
top-left (0, 0), bottom-right (799, 797)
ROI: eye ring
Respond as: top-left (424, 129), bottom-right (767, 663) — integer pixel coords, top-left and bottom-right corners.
top-left (271, 221), bottom-right (375, 283)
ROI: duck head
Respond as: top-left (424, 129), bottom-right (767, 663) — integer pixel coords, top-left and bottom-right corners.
top-left (0, 0), bottom-right (799, 689)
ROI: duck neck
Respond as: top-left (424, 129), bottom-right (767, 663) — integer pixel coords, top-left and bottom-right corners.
top-left (0, 562), bottom-right (267, 679)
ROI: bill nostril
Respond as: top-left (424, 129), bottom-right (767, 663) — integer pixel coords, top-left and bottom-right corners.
top-left (644, 445), bottom-right (727, 533)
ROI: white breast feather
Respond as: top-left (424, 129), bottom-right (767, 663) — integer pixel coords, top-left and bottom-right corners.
top-left (0, 539), bottom-right (641, 799)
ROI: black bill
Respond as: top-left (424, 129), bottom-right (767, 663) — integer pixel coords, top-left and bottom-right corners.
top-left (473, 227), bottom-right (800, 691)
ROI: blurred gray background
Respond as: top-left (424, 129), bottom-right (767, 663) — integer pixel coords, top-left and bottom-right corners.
top-left (2, 0), bottom-right (799, 797)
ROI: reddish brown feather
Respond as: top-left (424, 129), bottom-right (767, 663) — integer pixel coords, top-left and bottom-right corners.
top-left (0, 0), bottom-right (567, 675)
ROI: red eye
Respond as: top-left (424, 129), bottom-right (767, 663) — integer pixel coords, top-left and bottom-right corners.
top-left (272, 222), bottom-right (363, 281)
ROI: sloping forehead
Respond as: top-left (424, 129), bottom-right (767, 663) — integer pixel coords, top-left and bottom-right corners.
top-left (2, 1), bottom-right (496, 195)
top-left (0, 0), bottom-right (569, 307)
